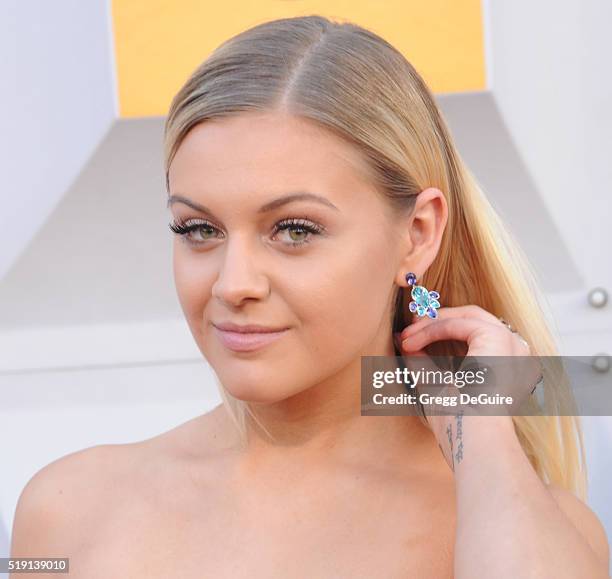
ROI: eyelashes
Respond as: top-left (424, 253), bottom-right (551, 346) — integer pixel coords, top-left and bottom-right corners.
top-left (168, 216), bottom-right (326, 248)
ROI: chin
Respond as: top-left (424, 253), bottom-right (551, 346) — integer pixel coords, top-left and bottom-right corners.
top-left (224, 385), bottom-right (290, 404)
top-left (217, 372), bottom-right (301, 404)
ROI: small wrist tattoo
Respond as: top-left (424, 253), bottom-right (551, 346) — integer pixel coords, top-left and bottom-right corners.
top-left (454, 411), bottom-right (464, 465)
top-left (440, 411), bottom-right (466, 473)
top-left (446, 423), bottom-right (455, 471)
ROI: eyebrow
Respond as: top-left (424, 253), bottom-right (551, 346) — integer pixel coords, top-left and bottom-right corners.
top-left (166, 192), bottom-right (340, 214)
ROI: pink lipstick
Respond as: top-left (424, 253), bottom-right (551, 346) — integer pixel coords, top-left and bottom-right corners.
top-left (213, 324), bottom-right (289, 352)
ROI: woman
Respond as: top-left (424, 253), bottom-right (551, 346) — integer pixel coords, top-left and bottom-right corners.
top-left (10, 15), bottom-right (610, 578)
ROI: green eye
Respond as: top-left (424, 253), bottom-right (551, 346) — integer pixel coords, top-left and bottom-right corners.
top-left (168, 216), bottom-right (325, 248)
top-left (192, 225), bottom-right (216, 241)
top-left (274, 218), bottom-right (325, 247)
top-left (168, 219), bottom-right (222, 245)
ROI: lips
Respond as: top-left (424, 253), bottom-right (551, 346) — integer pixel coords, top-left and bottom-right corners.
top-left (213, 321), bottom-right (288, 333)
top-left (212, 323), bottom-right (289, 352)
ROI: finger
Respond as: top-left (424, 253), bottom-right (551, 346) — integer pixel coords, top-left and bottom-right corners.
top-left (401, 317), bottom-right (502, 351)
top-left (400, 305), bottom-right (505, 341)
top-left (399, 312), bottom-right (439, 341)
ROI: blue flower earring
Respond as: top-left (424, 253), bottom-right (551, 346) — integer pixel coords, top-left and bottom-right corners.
top-left (405, 272), bottom-right (441, 319)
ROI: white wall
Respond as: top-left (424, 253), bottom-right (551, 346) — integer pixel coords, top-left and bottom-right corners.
top-left (0, 0), bottom-right (117, 279)
top-left (484, 1), bottom-right (612, 570)
top-left (485, 0), bottom-right (612, 295)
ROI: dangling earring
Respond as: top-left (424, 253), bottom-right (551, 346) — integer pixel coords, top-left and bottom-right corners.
top-left (405, 272), bottom-right (441, 319)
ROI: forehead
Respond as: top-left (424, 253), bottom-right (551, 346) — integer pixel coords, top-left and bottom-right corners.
top-left (167, 111), bottom-right (377, 198)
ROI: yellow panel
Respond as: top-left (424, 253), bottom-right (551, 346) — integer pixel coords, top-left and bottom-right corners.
top-left (112, 0), bottom-right (485, 118)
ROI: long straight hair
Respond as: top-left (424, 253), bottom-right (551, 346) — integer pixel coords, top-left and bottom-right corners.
top-left (164, 15), bottom-right (587, 499)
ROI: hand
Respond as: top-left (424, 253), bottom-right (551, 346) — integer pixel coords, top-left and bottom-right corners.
top-left (400, 304), bottom-right (532, 358)
top-left (397, 305), bottom-right (541, 470)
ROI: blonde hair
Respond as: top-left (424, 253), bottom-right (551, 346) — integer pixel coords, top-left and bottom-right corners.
top-left (164, 15), bottom-right (587, 499)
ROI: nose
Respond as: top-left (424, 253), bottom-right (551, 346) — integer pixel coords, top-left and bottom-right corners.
top-left (211, 235), bottom-right (271, 307)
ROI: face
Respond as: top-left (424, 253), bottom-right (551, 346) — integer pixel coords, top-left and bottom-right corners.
top-left (167, 111), bottom-right (416, 404)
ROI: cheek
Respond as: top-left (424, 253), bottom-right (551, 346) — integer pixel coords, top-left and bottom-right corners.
top-left (291, 242), bottom-right (395, 359)
top-left (173, 249), bottom-right (211, 322)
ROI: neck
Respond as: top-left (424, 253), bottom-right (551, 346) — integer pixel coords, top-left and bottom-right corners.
top-left (229, 331), bottom-right (436, 475)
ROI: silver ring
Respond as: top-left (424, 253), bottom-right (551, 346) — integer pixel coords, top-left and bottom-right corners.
top-left (498, 318), bottom-right (539, 393)
top-left (498, 317), bottom-right (517, 333)
top-left (499, 317), bottom-right (530, 349)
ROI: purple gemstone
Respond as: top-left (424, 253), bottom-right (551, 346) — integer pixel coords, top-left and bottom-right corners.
top-left (429, 290), bottom-right (439, 299)
top-left (405, 272), bottom-right (417, 286)
top-left (426, 307), bottom-right (438, 318)
top-left (408, 301), bottom-right (417, 312)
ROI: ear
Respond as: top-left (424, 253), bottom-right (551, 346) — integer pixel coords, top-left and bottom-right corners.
top-left (395, 187), bottom-right (448, 286)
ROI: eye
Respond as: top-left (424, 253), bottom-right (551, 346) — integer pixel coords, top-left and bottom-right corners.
top-left (168, 216), bottom-right (326, 248)
top-left (272, 218), bottom-right (325, 247)
top-left (168, 218), bottom-right (221, 245)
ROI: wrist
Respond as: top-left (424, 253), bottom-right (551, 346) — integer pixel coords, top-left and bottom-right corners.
top-left (430, 412), bottom-right (518, 473)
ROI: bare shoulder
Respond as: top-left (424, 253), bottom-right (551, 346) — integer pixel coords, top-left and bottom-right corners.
top-left (546, 483), bottom-right (610, 569)
top-left (9, 443), bottom-right (130, 559)
top-left (10, 404), bottom-right (236, 560)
